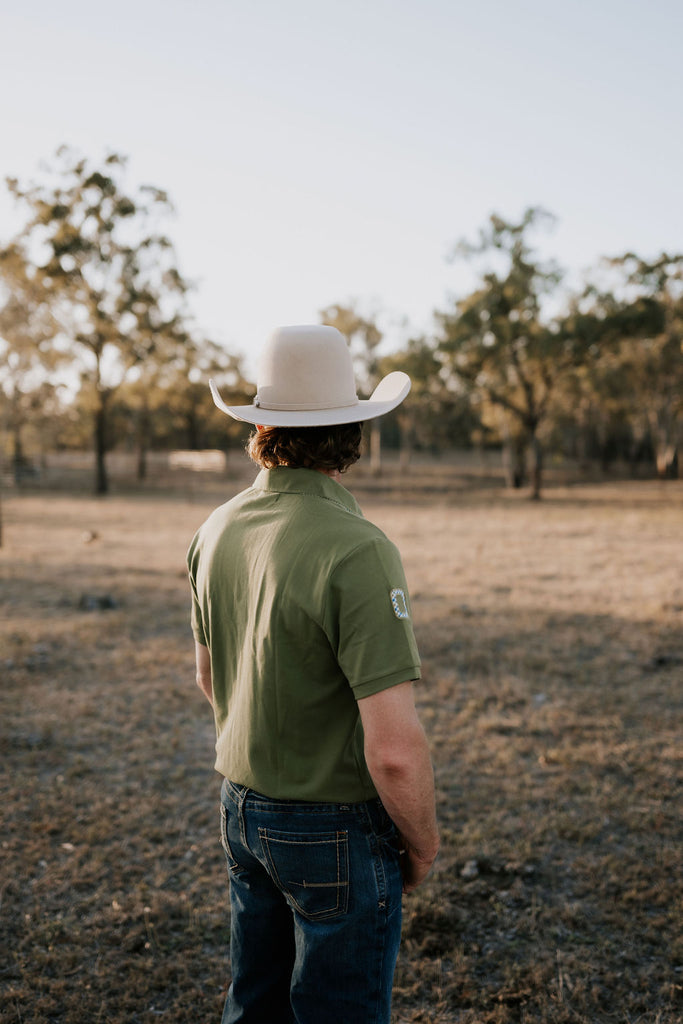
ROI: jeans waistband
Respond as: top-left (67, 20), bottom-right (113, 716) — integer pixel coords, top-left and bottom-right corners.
top-left (223, 779), bottom-right (389, 829)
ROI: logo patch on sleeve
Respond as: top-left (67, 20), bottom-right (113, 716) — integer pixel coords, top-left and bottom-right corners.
top-left (390, 588), bottom-right (410, 620)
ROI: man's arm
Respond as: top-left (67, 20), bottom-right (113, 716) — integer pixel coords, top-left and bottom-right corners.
top-left (194, 640), bottom-right (214, 707)
top-left (358, 681), bottom-right (439, 893)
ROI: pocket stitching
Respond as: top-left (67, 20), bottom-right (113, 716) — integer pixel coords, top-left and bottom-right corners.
top-left (220, 802), bottom-right (243, 875)
top-left (258, 828), bottom-right (349, 920)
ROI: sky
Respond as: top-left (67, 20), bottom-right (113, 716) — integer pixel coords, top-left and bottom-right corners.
top-left (1, 0), bottom-right (682, 380)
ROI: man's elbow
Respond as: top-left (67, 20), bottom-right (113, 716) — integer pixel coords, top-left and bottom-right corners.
top-left (365, 737), bottom-right (418, 780)
top-left (366, 718), bottom-right (430, 774)
top-left (196, 670), bottom-right (213, 703)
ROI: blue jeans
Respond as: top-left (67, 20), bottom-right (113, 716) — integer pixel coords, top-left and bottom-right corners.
top-left (219, 779), bottom-right (403, 1024)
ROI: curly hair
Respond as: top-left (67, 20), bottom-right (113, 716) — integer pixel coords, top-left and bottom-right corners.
top-left (247, 422), bottom-right (363, 473)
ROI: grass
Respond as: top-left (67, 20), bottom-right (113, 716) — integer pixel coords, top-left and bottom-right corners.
top-left (1, 458), bottom-right (682, 1023)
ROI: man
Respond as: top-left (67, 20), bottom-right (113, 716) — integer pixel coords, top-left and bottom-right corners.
top-left (187, 325), bottom-right (439, 1024)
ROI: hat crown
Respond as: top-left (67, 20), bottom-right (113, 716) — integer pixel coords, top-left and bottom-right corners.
top-left (256, 326), bottom-right (358, 412)
top-left (208, 323), bottom-right (410, 426)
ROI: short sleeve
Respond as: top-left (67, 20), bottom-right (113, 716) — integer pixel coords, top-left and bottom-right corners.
top-left (325, 536), bottom-right (421, 700)
top-left (190, 589), bottom-right (206, 645)
top-left (187, 534), bottom-right (207, 646)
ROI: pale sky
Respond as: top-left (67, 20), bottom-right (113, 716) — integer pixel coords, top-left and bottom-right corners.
top-left (1, 0), bottom-right (681, 379)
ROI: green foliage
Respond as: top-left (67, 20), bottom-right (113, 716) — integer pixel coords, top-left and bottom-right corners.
top-left (2, 149), bottom-right (683, 490)
top-left (436, 208), bottom-right (573, 497)
top-left (118, 336), bottom-right (254, 459)
top-left (381, 338), bottom-right (480, 451)
top-left (0, 244), bottom-right (66, 479)
top-left (563, 253), bottom-right (683, 477)
top-left (2, 148), bottom-right (197, 493)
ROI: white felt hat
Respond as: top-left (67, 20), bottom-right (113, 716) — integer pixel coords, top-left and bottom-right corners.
top-left (209, 325), bottom-right (411, 427)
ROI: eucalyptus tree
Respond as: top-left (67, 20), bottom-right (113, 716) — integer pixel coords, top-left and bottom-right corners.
top-left (0, 246), bottom-right (63, 545)
top-left (578, 253), bottom-right (683, 478)
top-left (0, 242), bottom-right (62, 481)
top-left (5, 148), bottom-right (192, 493)
top-left (555, 287), bottom-right (642, 471)
top-left (158, 335), bottom-right (254, 452)
top-left (380, 337), bottom-right (478, 462)
top-left (436, 207), bottom-right (574, 498)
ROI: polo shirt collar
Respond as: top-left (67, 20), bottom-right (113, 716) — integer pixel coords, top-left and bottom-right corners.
top-left (253, 467), bottom-right (363, 517)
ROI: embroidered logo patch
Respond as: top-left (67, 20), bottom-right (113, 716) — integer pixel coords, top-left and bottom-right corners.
top-left (390, 588), bottom-right (410, 620)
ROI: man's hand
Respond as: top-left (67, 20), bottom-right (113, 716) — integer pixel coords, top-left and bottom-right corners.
top-left (399, 843), bottom-right (439, 894)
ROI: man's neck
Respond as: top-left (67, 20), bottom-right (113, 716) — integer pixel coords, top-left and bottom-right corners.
top-left (316, 468), bottom-right (342, 482)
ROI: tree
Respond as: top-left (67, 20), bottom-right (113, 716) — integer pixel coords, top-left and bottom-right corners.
top-left (320, 304), bottom-right (384, 473)
top-left (118, 322), bottom-right (196, 481)
top-left (572, 253), bottom-right (683, 478)
top-left (436, 207), bottom-right (573, 499)
top-left (380, 337), bottom-right (478, 462)
top-left (0, 247), bottom-right (66, 546)
top-left (0, 243), bottom-right (62, 482)
top-left (4, 147), bottom-right (192, 493)
top-left (553, 291), bottom-right (648, 473)
top-left (156, 336), bottom-right (254, 452)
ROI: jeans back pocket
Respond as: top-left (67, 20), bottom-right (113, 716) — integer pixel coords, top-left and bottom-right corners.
top-left (258, 827), bottom-right (350, 921)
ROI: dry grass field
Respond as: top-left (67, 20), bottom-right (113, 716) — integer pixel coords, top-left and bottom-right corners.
top-left (1, 457), bottom-right (682, 1023)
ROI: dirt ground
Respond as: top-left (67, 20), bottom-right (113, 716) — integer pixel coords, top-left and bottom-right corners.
top-left (1, 461), bottom-right (682, 1023)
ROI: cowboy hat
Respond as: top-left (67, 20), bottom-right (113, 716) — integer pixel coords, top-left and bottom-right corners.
top-left (209, 324), bottom-right (411, 427)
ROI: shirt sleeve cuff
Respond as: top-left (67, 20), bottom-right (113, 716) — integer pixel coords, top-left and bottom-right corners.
top-left (351, 665), bottom-right (422, 701)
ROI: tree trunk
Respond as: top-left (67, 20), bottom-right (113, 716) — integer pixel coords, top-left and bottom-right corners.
top-left (649, 406), bottom-right (679, 480)
top-left (399, 415), bottom-right (415, 471)
top-left (502, 435), bottom-right (526, 489)
top-left (136, 403), bottom-right (150, 481)
top-left (186, 408), bottom-right (201, 450)
top-left (12, 425), bottom-right (25, 485)
top-left (94, 399), bottom-right (109, 495)
top-left (529, 432), bottom-right (543, 500)
top-left (137, 442), bottom-right (147, 481)
top-left (0, 435), bottom-right (6, 544)
top-left (399, 437), bottom-right (412, 471)
top-left (655, 444), bottom-right (678, 479)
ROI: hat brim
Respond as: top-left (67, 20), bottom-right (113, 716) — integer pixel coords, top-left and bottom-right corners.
top-left (209, 371), bottom-right (411, 427)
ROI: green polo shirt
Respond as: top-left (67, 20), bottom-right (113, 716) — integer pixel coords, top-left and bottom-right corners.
top-left (187, 467), bottom-right (421, 802)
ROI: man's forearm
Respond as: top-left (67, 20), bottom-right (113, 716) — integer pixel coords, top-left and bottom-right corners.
top-left (365, 722), bottom-right (439, 889)
top-left (194, 641), bottom-right (214, 707)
